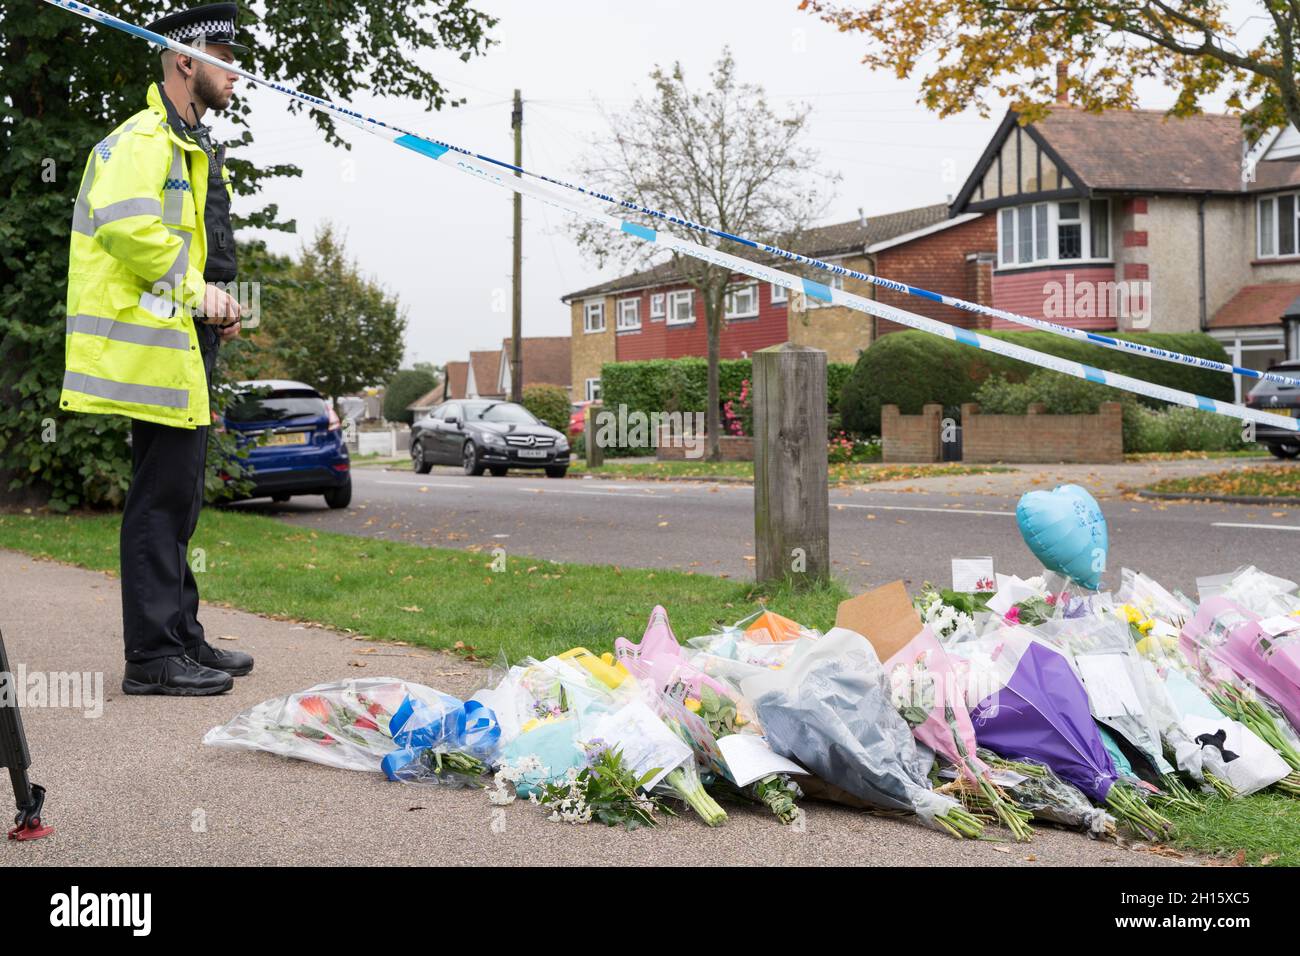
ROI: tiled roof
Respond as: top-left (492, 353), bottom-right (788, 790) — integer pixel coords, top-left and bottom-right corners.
top-left (469, 350), bottom-right (504, 398)
top-left (1034, 107), bottom-right (1248, 193)
top-left (561, 203), bottom-right (951, 300)
top-left (1210, 282), bottom-right (1300, 329)
top-left (442, 360), bottom-right (468, 400)
top-left (501, 336), bottom-right (571, 389)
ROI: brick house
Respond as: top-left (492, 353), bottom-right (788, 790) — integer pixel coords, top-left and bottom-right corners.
top-left (950, 106), bottom-right (1300, 401)
top-left (562, 203), bottom-right (996, 401)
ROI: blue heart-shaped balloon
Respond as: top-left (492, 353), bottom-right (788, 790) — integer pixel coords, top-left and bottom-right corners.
top-left (1016, 483), bottom-right (1108, 590)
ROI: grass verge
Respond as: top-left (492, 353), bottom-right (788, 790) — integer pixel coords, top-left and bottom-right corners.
top-left (570, 459), bottom-right (1013, 483)
top-left (0, 509), bottom-right (847, 664)
top-left (1145, 464), bottom-right (1300, 499)
top-left (2, 509), bottom-right (1295, 864)
top-left (1163, 790), bottom-right (1300, 866)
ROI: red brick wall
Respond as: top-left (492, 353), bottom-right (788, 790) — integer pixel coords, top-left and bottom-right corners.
top-left (989, 265), bottom-right (1121, 330)
top-left (873, 215), bottom-right (997, 335)
top-left (961, 402), bottom-right (1123, 463)
top-left (881, 403), bottom-right (943, 462)
top-left (655, 428), bottom-right (753, 461)
top-left (614, 278), bottom-right (787, 362)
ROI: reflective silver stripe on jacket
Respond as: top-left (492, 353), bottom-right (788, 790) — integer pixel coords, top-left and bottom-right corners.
top-left (72, 119), bottom-right (141, 237)
top-left (66, 314), bottom-right (190, 351)
top-left (152, 227), bottom-right (193, 294)
top-left (91, 197), bottom-right (163, 229)
top-left (161, 144), bottom-right (187, 225)
top-left (63, 371), bottom-right (190, 410)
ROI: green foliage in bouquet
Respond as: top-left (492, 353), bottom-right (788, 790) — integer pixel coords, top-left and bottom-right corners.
top-left (537, 746), bottom-right (674, 830)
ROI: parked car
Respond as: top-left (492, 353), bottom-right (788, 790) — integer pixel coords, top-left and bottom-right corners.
top-left (568, 400), bottom-right (595, 439)
top-left (1246, 361), bottom-right (1300, 459)
top-left (220, 380), bottom-right (352, 507)
top-left (410, 400), bottom-right (570, 478)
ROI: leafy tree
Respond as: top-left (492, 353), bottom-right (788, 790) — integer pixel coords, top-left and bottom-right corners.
top-left (275, 223), bottom-right (407, 403)
top-left (0, 1), bottom-right (495, 508)
top-left (572, 49), bottom-right (836, 460)
top-left (383, 369), bottom-right (438, 425)
top-left (801, 0), bottom-right (1300, 136)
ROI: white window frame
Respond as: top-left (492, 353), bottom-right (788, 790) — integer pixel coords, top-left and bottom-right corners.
top-left (724, 281), bottom-right (759, 319)
top-left (585, 378), bottom-right (602, 402)
top-left (649, 293), bottom-right (666, 319)
top-left (996, 199), bottom-right (1113, 268)
top-left (770, 282), bottom-right (788, 304)
top-left (666, 289), bottom-right (695, 326)
top-left (583, 299), bottom-right (605, 334)
top-left (804, 274), bottom-right (844, 309)
top-left (1257, 191), bottom-right (1299, 259)
top-left (617, 297), bottom-right (641, 331)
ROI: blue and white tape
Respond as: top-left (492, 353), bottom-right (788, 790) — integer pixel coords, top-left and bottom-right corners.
top-left (45, 0), bottom-right (1300, 433)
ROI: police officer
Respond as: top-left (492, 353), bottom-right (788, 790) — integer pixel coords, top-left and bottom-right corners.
top-left (62, 3), bottom-right (254, 695)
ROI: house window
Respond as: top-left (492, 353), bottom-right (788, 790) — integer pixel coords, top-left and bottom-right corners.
top-left (770, 283), bottom-right (788, 304)
top-left (1057, 201), bottom-right (1082, 259)
top-left (666, 289), bottom-right (694, 325)
top-left (1258, 192), bottom-right (1299, 258)
top-left (585, 378), bottom-right (602, 402)
top-left (617, 297), bottom-right (640, 331)
top-left (998, 199), bottom-right (1112, 267)
top-left (583, 300), bottom-right (605, 333)
top-left (724, 282), bottom-right (759, 319)
top-left (804, 274), bottom-right (844, 309)
top-left (649, 293), bottom-right (665, 319)
top-left (1090, 199), bottom-right (1110, 258)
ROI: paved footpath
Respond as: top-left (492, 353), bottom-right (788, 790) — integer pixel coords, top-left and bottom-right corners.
top-left (0, 550), bottom-right (1191, 867)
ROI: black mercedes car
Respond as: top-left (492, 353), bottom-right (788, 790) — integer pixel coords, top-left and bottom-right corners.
top-left (1246, 360), bottom-right (1300, 459)
top-left (410, 400), bottom-right (570, 477)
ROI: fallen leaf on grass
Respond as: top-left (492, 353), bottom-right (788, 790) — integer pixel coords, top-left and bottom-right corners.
top-left (1261, 853), bottom-right (1279, 865)
top-left (399, 605), bottom-right (423, 613)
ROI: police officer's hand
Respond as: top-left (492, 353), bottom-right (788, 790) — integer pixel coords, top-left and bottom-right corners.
top-left (218, 318), bottom-right (242, 342)
top-left (200, 283), bottom-right (242, 325)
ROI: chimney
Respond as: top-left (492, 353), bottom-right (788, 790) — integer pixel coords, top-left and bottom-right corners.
top-left (1056, 61), bottom-right (1068, 105)
top-left (858, 206), bottom-right (867, 229)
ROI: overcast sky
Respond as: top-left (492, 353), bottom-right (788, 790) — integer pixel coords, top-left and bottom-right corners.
top-left (229, 0), bottom-right (1269, 371)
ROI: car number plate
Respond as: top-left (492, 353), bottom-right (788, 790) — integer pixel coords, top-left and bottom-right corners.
top-left (517, 448), bottom-right (547, 458)
top-left (266, 432), bottom-right (309, 446)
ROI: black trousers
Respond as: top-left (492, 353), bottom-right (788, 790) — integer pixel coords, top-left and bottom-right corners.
top-left (120, 323), bottom-right (218, 662)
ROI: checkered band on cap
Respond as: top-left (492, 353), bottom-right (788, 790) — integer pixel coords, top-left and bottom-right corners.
top-left (166, 18), bottom-right (235, 42)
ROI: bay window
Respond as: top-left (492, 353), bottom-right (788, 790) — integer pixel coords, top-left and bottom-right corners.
top-left (997, 198), bottom-right (1112, 267)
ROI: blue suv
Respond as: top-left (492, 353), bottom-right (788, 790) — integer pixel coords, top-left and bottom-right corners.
top-left (220, 380), bottom-right (352, 508)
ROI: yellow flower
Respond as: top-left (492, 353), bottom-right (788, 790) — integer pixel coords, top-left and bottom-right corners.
top-left (685, 698), bottom-right (701, 713)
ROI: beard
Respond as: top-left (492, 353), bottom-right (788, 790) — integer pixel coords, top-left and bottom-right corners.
top-left (193, 67), bottom-right (232, 112)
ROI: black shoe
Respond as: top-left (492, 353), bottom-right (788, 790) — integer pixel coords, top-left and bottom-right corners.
top-left (188, 640), bottom-right (254, 677)
top-left (122, 655), bottom-right (233, 696)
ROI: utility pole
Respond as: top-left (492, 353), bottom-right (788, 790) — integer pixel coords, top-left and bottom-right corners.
top-left (510, 89), bottom-right (523, 403)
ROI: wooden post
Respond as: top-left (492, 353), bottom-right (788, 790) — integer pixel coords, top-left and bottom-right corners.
top-left (584, 405), bottom-right (604, 468)
top-left (753, 343), bottom-right (829, 588)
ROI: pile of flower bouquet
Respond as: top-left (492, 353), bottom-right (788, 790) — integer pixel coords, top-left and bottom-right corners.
top-left (205, 565), bottom-right (1300, 841)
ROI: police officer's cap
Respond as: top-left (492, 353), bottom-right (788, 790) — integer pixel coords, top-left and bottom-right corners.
top-left (146, 3), bottom-right (249, 54)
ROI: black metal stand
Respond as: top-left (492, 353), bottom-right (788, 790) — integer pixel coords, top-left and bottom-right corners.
top-left (0, 629), bottom-right (52, 841)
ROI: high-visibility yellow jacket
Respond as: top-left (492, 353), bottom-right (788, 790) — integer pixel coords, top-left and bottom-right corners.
top-left (61, 82), bottom-right (231, 429)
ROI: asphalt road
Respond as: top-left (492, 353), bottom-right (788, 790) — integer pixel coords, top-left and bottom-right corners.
top-left (229, 466), bottom-right (1300, 595)
top-left (0, 551), bottom-right (1186, 867)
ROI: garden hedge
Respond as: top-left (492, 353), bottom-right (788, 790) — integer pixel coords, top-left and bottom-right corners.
top-left (839, 330), bottom-right (1235, 435)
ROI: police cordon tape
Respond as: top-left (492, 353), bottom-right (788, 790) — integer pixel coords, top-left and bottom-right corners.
top-left (45, 0), bottom-right (1300, 434)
